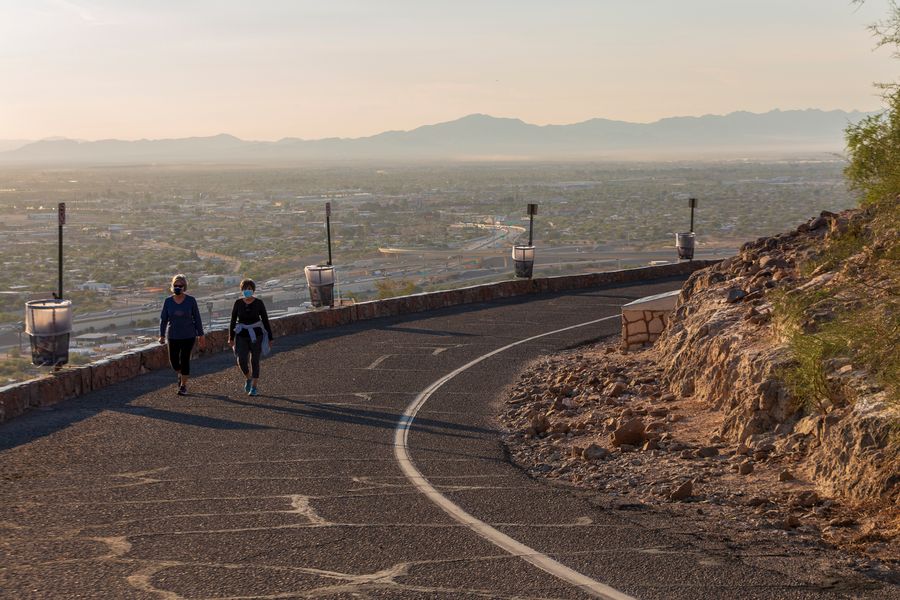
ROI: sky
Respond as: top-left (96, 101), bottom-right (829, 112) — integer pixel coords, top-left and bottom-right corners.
top-left (0, 0), bottom-right (897, 141)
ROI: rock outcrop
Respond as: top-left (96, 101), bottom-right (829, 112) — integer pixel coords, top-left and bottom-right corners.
top-left (501, 206), bottom-right (899, 565)
top-left (655, 208), bottom-right (898, 506)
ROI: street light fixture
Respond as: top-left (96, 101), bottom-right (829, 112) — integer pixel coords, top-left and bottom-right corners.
top-left (24, 202), bottom-right (73, 366)
top-left (675, 197), bottom-right (697, 261)
top-left (305, 202), bottom-right (336, 307)
top-left (513, 203), bottom-right (537, 278)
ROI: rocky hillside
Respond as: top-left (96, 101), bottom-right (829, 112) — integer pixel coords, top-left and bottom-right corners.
top-left (501, 205), bottom-right (899, 573)
top-left (659, 206), bottom-right (898, 505)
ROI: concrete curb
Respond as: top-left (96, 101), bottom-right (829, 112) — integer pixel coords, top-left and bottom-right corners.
top-left (0, 261), bottom-right (716, 425)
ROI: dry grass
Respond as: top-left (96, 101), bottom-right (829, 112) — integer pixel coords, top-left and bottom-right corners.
top-left (774, 205), bottom-right (900, 414)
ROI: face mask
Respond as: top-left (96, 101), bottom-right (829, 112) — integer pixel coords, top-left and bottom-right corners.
top-left (173, 286), bottom-right (184, 295)
top-left (242, 290), bottom-right (253, 298)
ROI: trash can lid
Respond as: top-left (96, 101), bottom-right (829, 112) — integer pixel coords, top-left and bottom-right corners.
top-left (26, 299), bottom-right (73, 308)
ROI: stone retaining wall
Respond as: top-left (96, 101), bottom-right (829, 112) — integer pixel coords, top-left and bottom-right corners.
top-left (621, 289), bottom-right (681, 351)
top-left (0, 261), bottom-right (716, 424)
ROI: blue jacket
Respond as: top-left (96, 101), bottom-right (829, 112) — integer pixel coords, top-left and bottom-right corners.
top-left (159, 295), bottom-right (204, 340)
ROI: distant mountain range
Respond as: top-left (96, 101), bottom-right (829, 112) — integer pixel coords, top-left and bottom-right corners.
top-left (0, 109), bottom-right (873, 164)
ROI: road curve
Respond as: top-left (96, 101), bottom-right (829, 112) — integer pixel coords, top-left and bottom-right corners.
top-left (0, 277), bottom-right (889, 600)
top-left (395, 313), bottom-right (633, 600)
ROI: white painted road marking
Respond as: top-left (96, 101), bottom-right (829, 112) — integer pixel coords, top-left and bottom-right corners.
top-left (394, 314), bottom-right (636, 600)
top-left (365, 354), bottom-right (394, 370)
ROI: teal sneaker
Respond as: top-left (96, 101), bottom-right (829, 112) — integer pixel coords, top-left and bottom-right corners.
top-left (244, 379), bottom-right (252, 393)
top-left (248, 386), bottom-right (258, 397)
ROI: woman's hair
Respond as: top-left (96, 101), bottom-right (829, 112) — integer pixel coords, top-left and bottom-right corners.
top-left (170, 273), bottom-right (188, 292)
top-left (240, 278), bottom-right (256, 291)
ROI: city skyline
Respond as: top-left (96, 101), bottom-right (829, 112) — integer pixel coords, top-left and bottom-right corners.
top-left (1, 0), bottom-right (896, 141)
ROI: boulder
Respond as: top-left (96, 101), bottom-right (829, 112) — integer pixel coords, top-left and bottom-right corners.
top-left (604, 381), bottom-right (627, 397)
top-left (696, 446), bottom-right (719, 458)
top-left (612, 417), bottom-right (646, 446)
top-left (583, 443), bottom-right (610, 461)
top-left (670, 480), bottom-right (694, 501)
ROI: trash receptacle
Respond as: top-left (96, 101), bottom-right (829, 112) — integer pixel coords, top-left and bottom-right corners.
top-left (304, 265), bottom-right (335, 308)
top-left (513, 245), bottom-right (535, 278)
top-left (675, 232), bottom-right (695, 260)
top-left (25, 299), bottom-right (73, 366)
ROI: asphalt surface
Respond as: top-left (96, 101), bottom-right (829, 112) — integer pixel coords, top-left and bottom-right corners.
top-left (1, 277), bottom-right (894, 600)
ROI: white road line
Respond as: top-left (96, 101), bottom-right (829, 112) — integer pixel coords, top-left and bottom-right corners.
top-left (365, 354), bottom-right (394, 370)
top-left (394, 314), bottom-right (636, 600)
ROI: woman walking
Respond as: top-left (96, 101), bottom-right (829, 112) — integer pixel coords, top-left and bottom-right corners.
top-left (229, 278), bottom-right (274, 396)
top-left (158, 274), bottom-right (206, 395)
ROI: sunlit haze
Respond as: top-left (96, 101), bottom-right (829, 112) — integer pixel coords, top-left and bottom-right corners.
top-left (1, 0), bottom-right (897, 141)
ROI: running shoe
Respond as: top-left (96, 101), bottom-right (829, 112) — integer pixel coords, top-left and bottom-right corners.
top-left (177, 385), bottom-right (187, 396)
top-left (248, 386), bottom-right (258, 397)
top-left (244, 379), bottom-right (252, 393)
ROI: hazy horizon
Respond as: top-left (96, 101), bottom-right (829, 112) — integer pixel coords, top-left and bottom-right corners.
top-left (0, 107), bottom-right (874, 144)
top-left (1, 1), bottom-right (896, 141)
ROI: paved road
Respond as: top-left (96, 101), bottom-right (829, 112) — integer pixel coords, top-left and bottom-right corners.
top-left (1, 278), bottom-right (893, 599)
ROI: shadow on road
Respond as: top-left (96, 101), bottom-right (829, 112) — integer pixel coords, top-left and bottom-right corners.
top-left (375, 325), bottom-right (480, 338)
top-left (201, 392), bottom-right (496, 439)
top-left (172, 392), bottom-right (507, 462)
top-left (110, 404), bottom-right (276, 431)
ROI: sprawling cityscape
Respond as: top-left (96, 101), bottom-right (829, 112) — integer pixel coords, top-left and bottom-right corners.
top-left (0, 159), bottom-right (852, 383)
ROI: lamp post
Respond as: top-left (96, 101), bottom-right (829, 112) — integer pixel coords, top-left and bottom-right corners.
top-left (57, 202), bottom-right (65, 300)
top-left (527, 202), bottom-right (536, 245)
top-left (689, 197), bottom-right (696, 233)
top-left (23, 202), bottom-right (73, 366)
top-left (325, 201), bottom-right (333, 266)
top-left (675, 197), bottom-right (697, 261)
top-left (305, 202), bottom-right (336, 307)
top-left (513, 203), bottom-right (537, 278)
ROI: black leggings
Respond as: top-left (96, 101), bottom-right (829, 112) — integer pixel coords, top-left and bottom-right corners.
top-left (168, 337), bottom-right (196, 376)
top-left (235, 335), bottom-right (262, 379)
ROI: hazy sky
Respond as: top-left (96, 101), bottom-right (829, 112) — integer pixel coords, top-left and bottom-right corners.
top-left (1, 0), bottom-right (896, 141)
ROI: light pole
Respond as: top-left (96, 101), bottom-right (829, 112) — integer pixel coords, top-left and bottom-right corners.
top-left (513, 203), bottom-right (537, 278)
top-left (527, 202), bottom-right (536, 246)
top-left (689, 197), bottom-right (697, 233)
top-left (56, 202), bottom-right (65, 300)
top-left (23, 202), bottom-right (73, 366)
top-left (675, 197), bottom-right (697, 261)
top-left (304, 202), bottom-right (336, 307)
top-left (325, 201), bottom-right (333, 266)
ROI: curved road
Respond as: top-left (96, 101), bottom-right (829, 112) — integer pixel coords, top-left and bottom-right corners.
top-left (1, 278), bottom-right (892, 599)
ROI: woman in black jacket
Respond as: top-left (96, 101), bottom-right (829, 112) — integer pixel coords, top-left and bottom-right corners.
top-left (228, 279), bottom-right (274, 396)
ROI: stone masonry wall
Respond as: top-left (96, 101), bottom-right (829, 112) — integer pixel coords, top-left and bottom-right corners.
top-left (0, 261), bottom-right (716, 424)
top-left (622, 309), bottom-right (670, 351)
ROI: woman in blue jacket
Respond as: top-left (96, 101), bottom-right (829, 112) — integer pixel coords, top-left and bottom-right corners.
top-left (158, 274), bottom-right (206, 395)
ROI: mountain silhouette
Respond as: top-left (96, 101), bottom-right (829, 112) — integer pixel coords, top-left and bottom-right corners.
top-left (0, 109), bottom-right (871, 164)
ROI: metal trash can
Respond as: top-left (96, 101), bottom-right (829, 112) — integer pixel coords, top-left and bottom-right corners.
top-left (513, 245), bottom-right (535, 278)
top-left (304, 265), bottom-right (335, 308)
top-left (675, 232), bottom-right (695, 260)
top-left (24, 299), bottom-right (73, 366)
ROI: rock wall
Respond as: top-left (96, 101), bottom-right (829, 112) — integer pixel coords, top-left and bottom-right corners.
top-left (0, 261), bottom-right (715, 425)
top-left (622, 309), bottom-right (671, 351)
top-left (653, 211), bottom-right (898, 505)
top-left (802, 393), bottom-right (899, 503)
top-left (621, 290), bottom-right (680, 350)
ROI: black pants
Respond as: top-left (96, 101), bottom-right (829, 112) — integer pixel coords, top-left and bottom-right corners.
top-left (235, 335), bottom-right (262, 379)
top-left (168, 337), bottom-right (196, 376)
